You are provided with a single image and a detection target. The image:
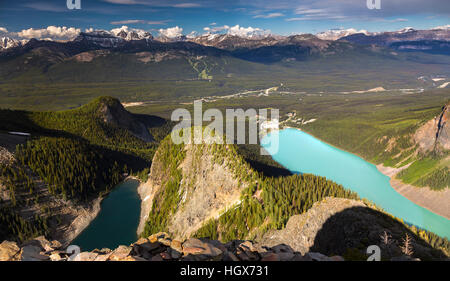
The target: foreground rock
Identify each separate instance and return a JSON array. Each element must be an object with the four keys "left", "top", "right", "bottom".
[
  {"left": 2, "top": 227, "right": 439, "bottom": 261},
  {"left": 0, "top": 233, "right": 346, "bottom": 261}
]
